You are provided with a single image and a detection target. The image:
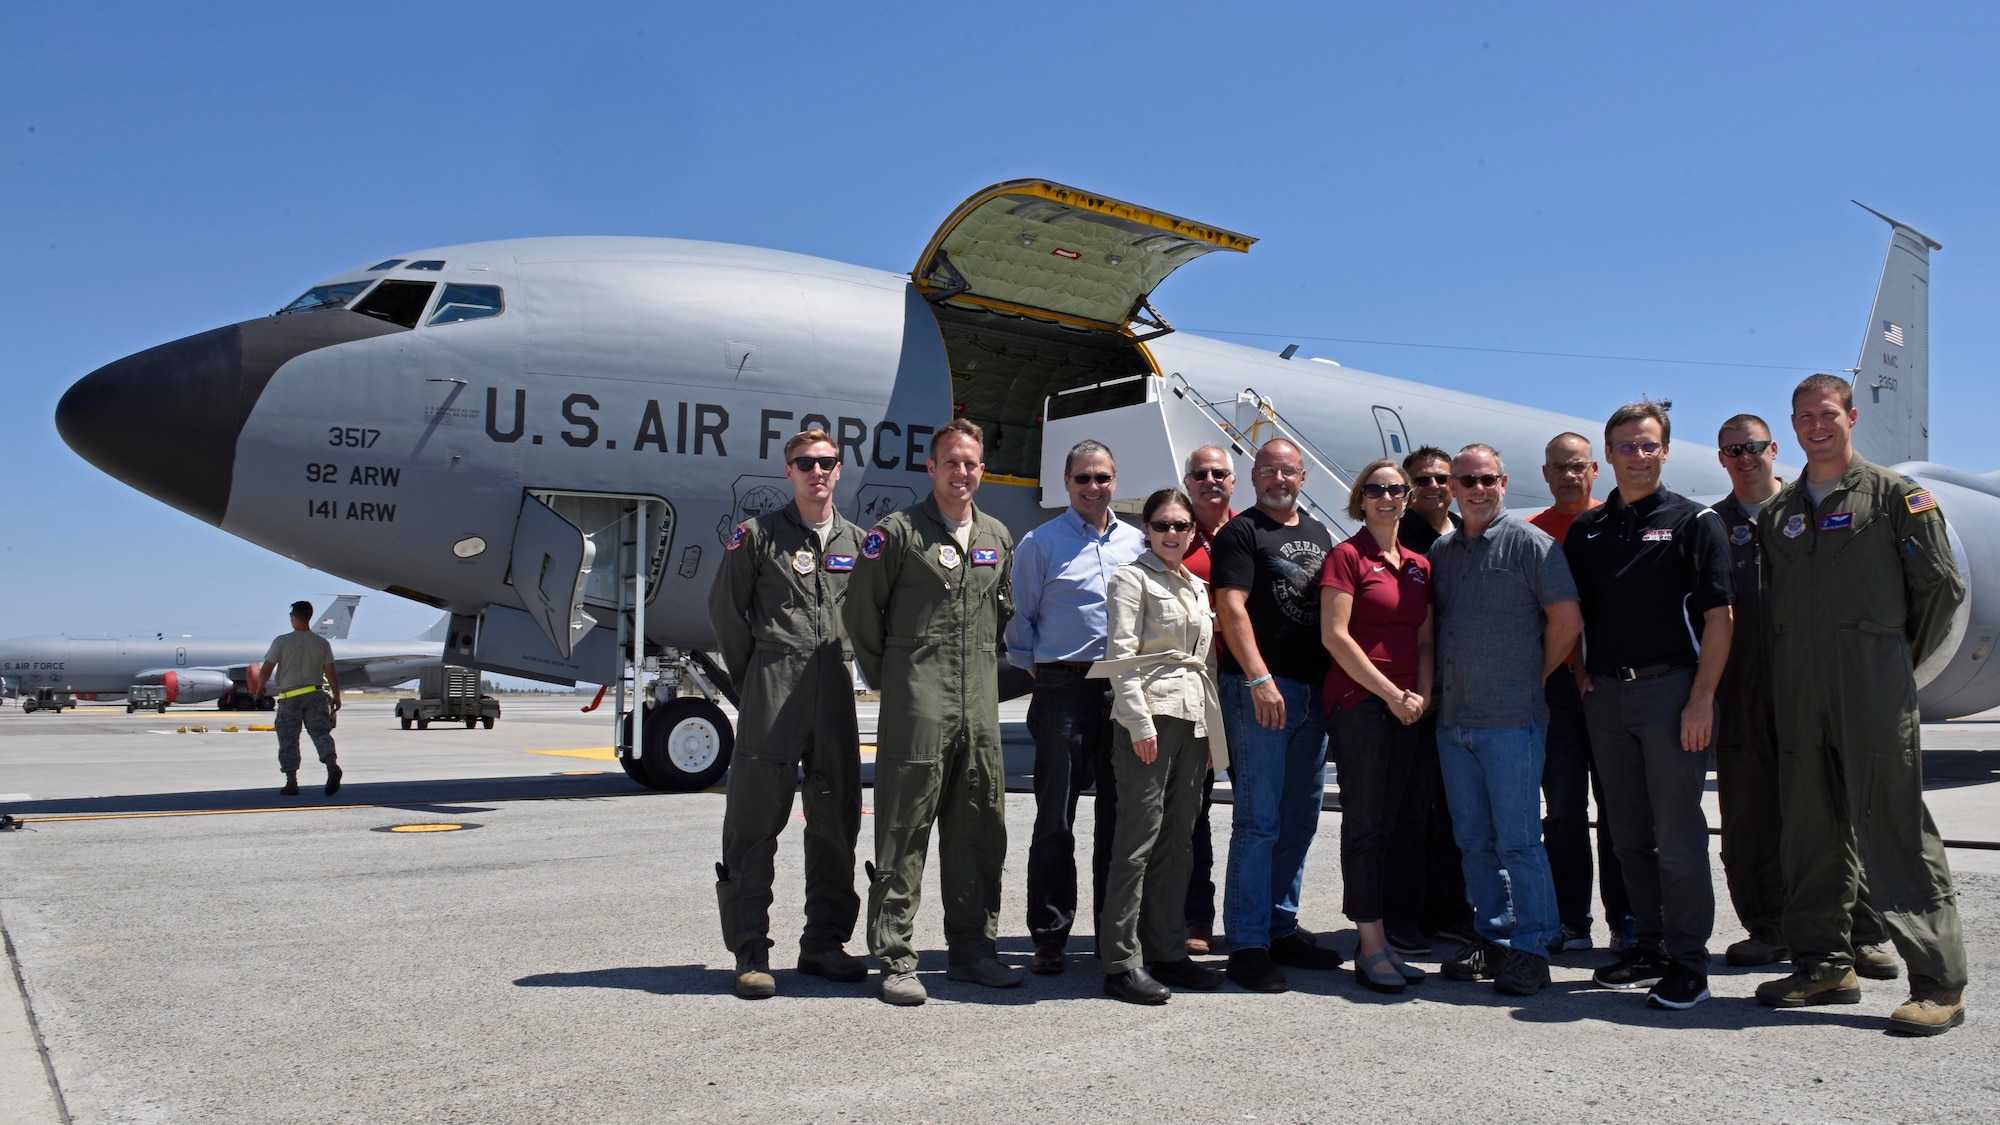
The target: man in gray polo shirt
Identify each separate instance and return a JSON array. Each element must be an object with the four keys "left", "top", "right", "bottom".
[{"left": 1430, "top": 444, "right": 1582, "bottom": 997}]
